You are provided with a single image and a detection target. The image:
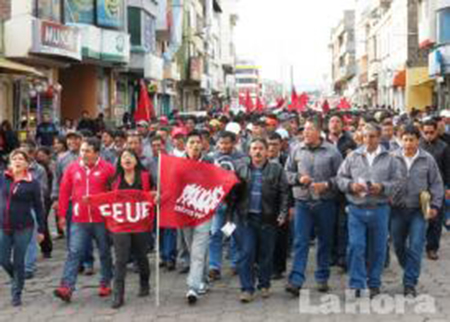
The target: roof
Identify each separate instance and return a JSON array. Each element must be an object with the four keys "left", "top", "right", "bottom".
[{"left": 0, "top": 58, "right": 45, "bottom": 77}]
